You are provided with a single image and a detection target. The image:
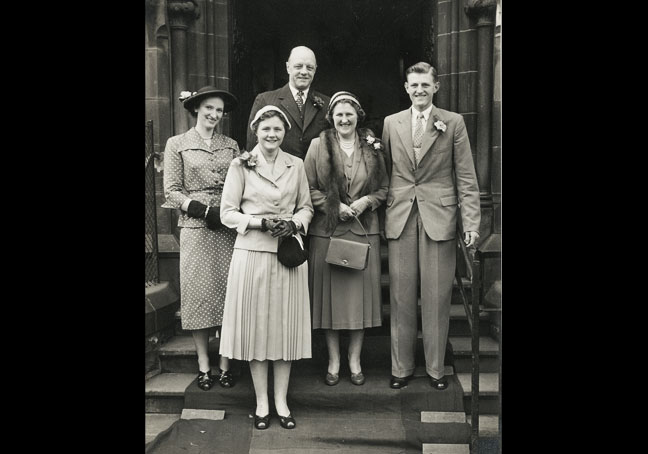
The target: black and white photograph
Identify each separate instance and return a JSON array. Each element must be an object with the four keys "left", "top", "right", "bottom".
[{"left": 145, "top": 1, "right": 502, "bottom": 452}]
